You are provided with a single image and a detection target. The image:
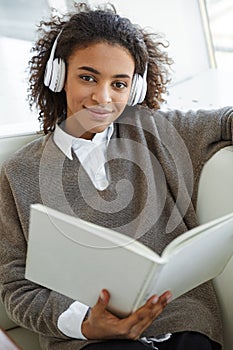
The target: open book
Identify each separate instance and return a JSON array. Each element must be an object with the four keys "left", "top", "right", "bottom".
[{"left": 25, "top": 204, "right": 233, "bottom": 318}]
